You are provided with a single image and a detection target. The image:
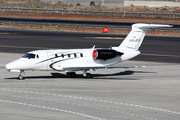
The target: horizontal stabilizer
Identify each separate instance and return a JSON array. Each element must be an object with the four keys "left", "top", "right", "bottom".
[
  {"left": 132, "top": 24, "right": 172, "bottom": 30},
  {"left": 119, "top": 23, "right": 172, "bottom": 51}
]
